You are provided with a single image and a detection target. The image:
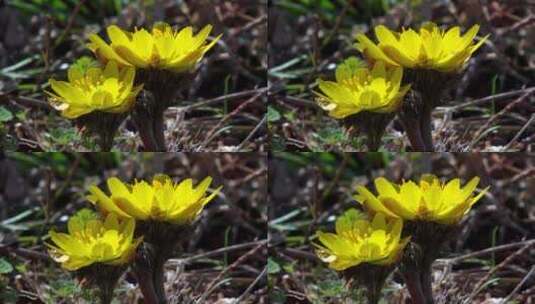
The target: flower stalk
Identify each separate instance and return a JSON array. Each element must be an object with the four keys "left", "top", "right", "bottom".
[
  {"left": 343, "top": 112, "right": 394, "bottom": 151},
  {"left": 139, "top": 222, "right": 183, "bottom": 304},
  {"left": 78, "top": 264, "right": 128, "bottom": 304},
  {"left": 77, "top": 112, "right": 126, "bottom": 151},
  {"left": 344, "top": 264, "right": 393, "bottom": 304},
  {"left": 133, "top": 243, "right": 163, "bottom": 304},
  {"left": 132, "top": 69, "right": 188, "bottom": 151}
]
